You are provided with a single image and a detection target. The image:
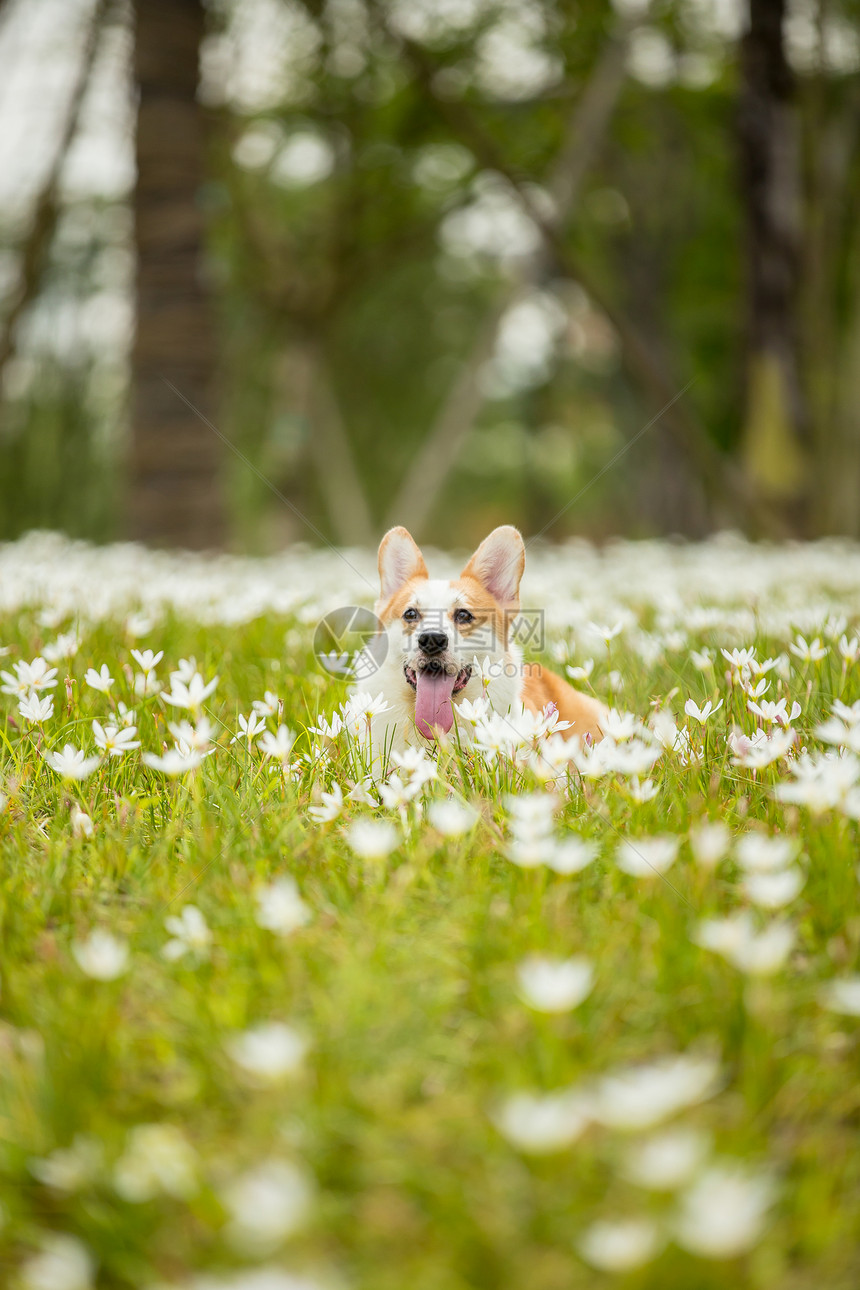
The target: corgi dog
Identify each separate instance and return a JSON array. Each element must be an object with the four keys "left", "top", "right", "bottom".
[{"left": 366, "top": 524, "right": 605, "bottom": 756}]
